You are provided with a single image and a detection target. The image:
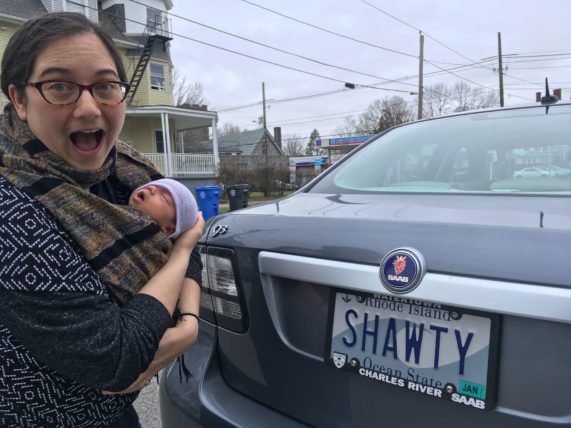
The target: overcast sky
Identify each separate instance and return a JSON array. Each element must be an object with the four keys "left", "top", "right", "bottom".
[{"left": 168, "top": 0, "right": 571, "bottom": 140}]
